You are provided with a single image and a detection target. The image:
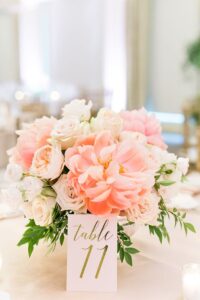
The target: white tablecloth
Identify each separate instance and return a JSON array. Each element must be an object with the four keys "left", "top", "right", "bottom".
[{"left": 0, "top": 210, "right": 200, "bottom": 300}]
